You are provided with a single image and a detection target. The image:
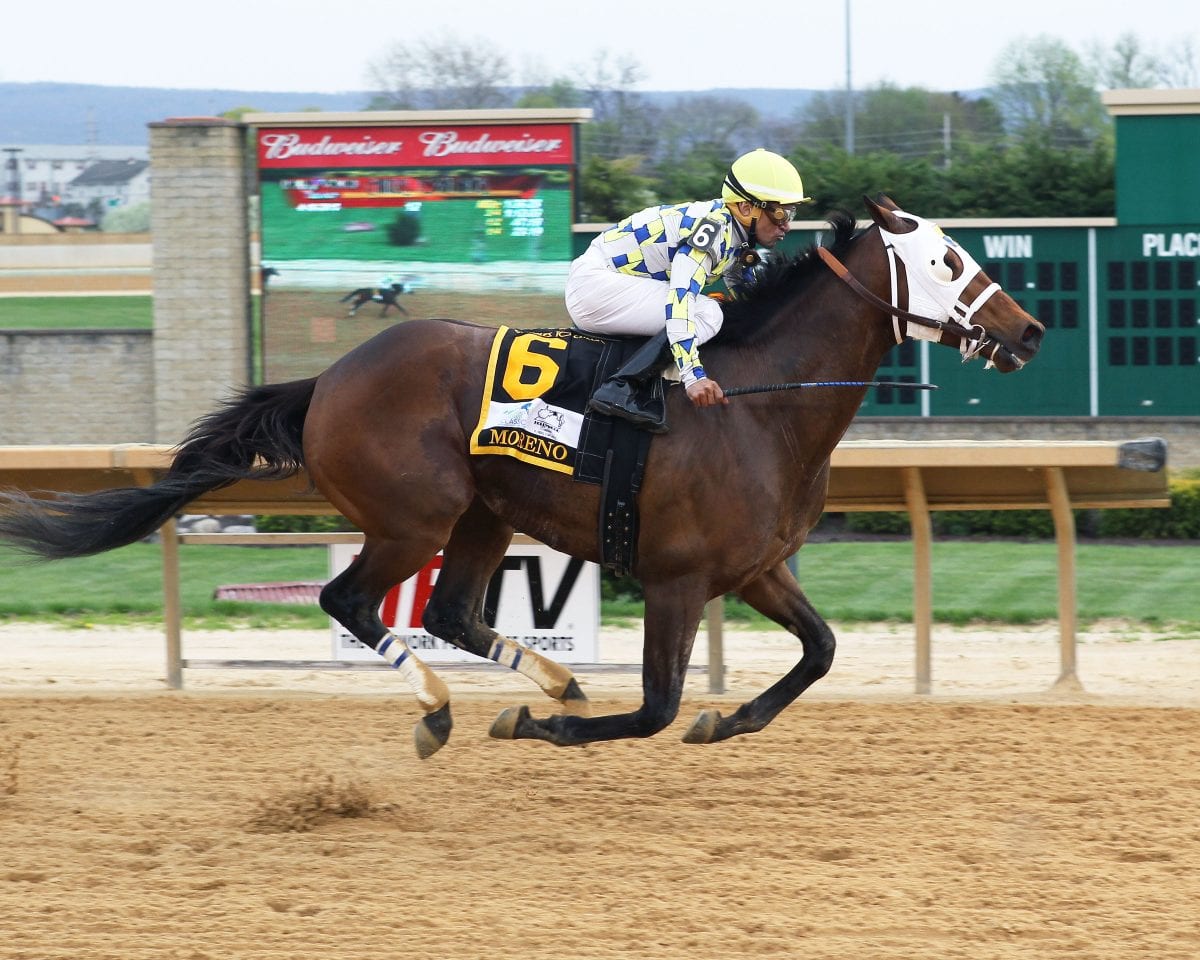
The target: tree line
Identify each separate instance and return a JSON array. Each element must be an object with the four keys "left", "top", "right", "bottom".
[{"left": 361, "top": 31, "right": 1196, "bottom": 223}]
